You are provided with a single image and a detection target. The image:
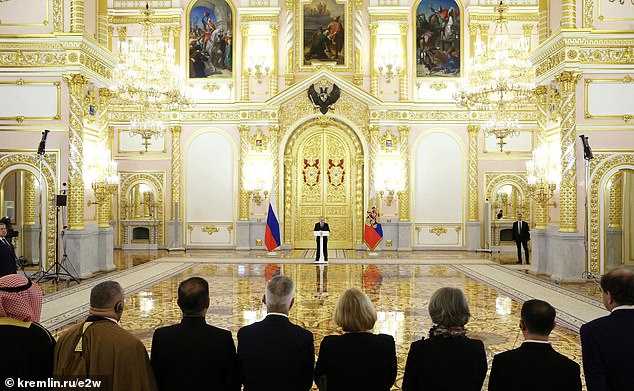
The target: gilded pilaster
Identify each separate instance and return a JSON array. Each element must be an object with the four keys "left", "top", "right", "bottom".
[
  {"left": 63, "top": 73, "right": 89, "bottom": 231},
  {"left": 117, "top": 27, "right": 127, "bottom": 43},
  {"left": 608, "top": 172, "right": 623, "bottom": 228},
  {"left": 23, "top": 172, "right": 36, "bottom": 226},
  {"left": 239, "top": 125, "right": 250, "bottom": 220},
  {"left": 283, "top": 154, "right": 293, "bottom": 243},
  {"left": 171, "top": 26, "right": 181, "bottom": 66},
  {"left": 468, "top": 24, "right": 478, "bottom": 58},
  {"left": 353, "top": 0, "right": 364, "bottom": 86},
  {"left": 98, "top": 0, "right": 108, "bottom": 46},
  {"left": 467, "top": 125, "right": 479, "bottom": 222},
  {"left": 538, "top": 0, "right": 550, "bottom": 42},
  {"left": 479, "top": 25, "right": 489, "bottom": 48},
  {"left": 523, "top": 24, "right": 533, "bottom": 51},
  {"left": 284, "top": 0, "right": 295, "bottom": 85},
  {"left": 356, "top": 156, "right": 364, "bottom": 243},
  {"left": 398, "top": 125, "right": 410, "bottom": 222},
  {"left": 560, "top": 0, "right": 576, "bottom": 29},
  {"left": 269, "top": 125, "right": 280, "bottom": 204},
  {"left": 534, "top": 85, "right": 548, "bottom": 229},
  {"left": 368, "top": 125, "right": 380, "bottom": 186},
  {"left": 96, "top": 183, "right": 111, "bottom": 228},
  {"left": 241, "top": 25, "right": 250, "bottom": 101},
  {"left": 170, "top": 126, "right": 182, "bottom": 220},
  {"left": 370, "top": 25, "right": 379, "bottom": 96},
  {"left": 555, "top": 71, "right": 581, "bottom": 232},
  {"left": 160, "top": 26, "right": 171, "bottom": 43},
  {"left": 53, "top": 0, "right": 63, "bottom": 32},
  {"left": 399, "top": 24, "right": 408, "bottom": 101},
  {"left": 70, "top": 0, "right": 85, "bottom": 33},
  {"left": 270, "top": 24, "right": 279, "bottom": 96},
  {"left": 107, "top": 25, "right": 114, "bottom": 51}
]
